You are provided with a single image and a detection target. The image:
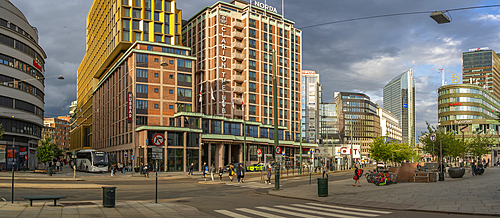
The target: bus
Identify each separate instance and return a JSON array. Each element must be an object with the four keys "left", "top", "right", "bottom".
[{"left": 76, "top": 149, "right": 108, "bottom": 173}]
